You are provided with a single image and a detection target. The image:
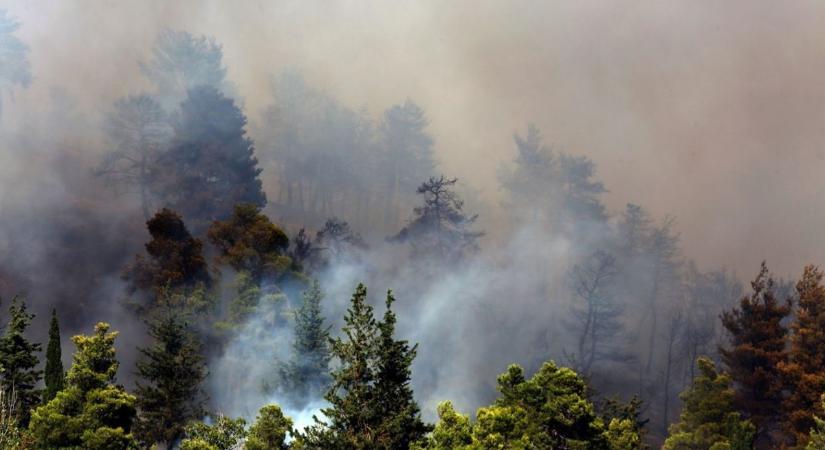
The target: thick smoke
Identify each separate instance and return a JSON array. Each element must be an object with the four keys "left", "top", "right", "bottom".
[{"left": 1, "top": 0, "right": 824, "bottom": 440}]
